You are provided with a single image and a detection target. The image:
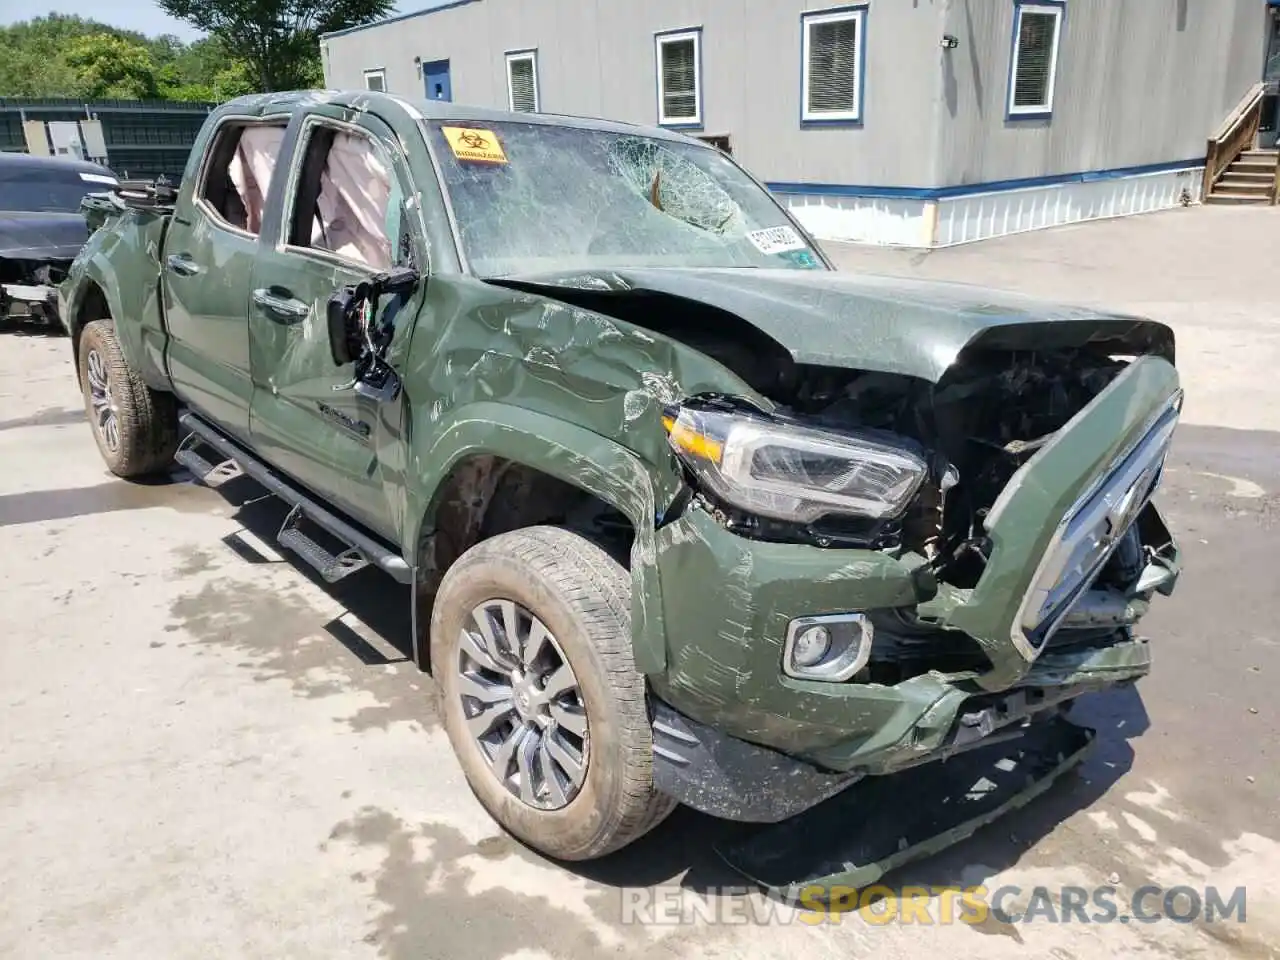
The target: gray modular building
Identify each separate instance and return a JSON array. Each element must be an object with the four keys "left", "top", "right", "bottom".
[{"left": 321, "top": 0, "right": 1273, "bottom": 246}]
